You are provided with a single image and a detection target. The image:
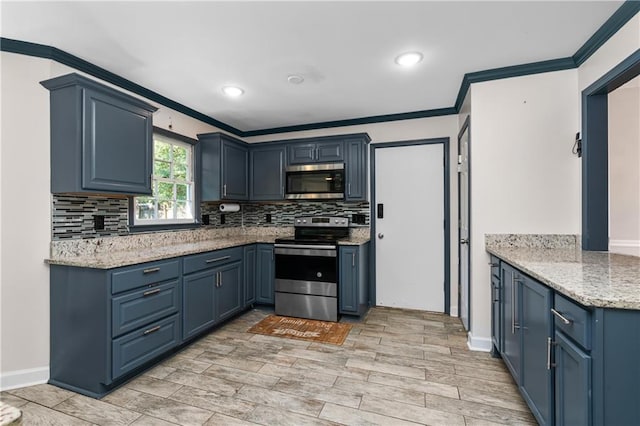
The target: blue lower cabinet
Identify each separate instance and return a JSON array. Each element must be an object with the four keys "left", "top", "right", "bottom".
[
  {"left": 216, "top": 261, "right": 243, "bottom": 321},
  {"left": 255, "top": 244, "right": 275, "bottom": 305},
  {"left": 501, "top": 262, "right": 521, "bottom": 383},
  {"left": 520, "top": 276, "right": 553, "bottom": 426},
  {"left": 554, "top": 330, "right": 591, "bottom": 426},
  {"left": 112, "top": 314, "right": 180, "bottom": 379},
  {"left": 338, "top": 243, "right": 369, "bottom": 316},
  {"left": 182, "top": 269, "right": 217, "bottom": 340},
  {"left": 492, "top": 258, "right": 640, "bottom": 426},
  {"left": 244, "top": 245, "right": 257, "bottom": 305}
]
